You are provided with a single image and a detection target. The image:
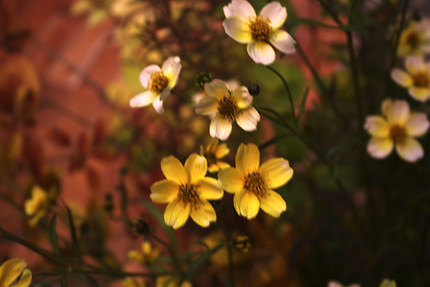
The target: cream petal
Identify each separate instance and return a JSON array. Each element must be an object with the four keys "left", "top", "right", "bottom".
[
  {"left": 363, "top": 116, "right": 390, "bottom": 137},
  {"left": 184, "top": 153, "right": 208, "bottom": 182},
  {"left": 164, "top": 200, "right": 190, "bottom": 229},
  {"left": 259, "top": 158, "right": 293, "bottom": 189},
  {"left": 236, "top": 107, "right": 260, "bottom": 131},
  {"left": 195, "top": 97, "right": 219, "bottom": 115},
  {"left": 391, "top": 68, "right": 413, "bottom": 87},
  {"left": 164, "top": 58, "right": 181, "bottom": 89},
  {"left": 210, "top": 115, "right": 233, "bottom": 141},
  {"left": 247, "top": 41, "right": 276, "bottom": 65},
  {"left": 0, "top": 258, "right": 27, "bottom": 287},
  {"left": 190, "top": 199, "right": 216, "bottom": 227},
  {"left": 381, "top": 98, "right": 393, "bottom": 118},
  {"left": 196, "top": 178, "right": 223, "bottom": 200},
  {"left": 405, "top": 55, "right": 426, "bottom": 74},
  {"left": 161, "top": 56, "right": 180, "bottom": 74},
  {"left": 367, "top": 137, "right": 394, "bottom": 159},
  {"left": 270, "top": 30, "right": 296, "bottom": 54},
  {"left": 12, "top": 269, "right": 32, "bottom": 287},
  {"left": 234, "top": 190, "right": 260, "bottom": 219},
  {"left": 260, "top": 190, "right": 286, "bottom": 218},
  {"left": 152, "top": 96, "right": 164, "bottom": 114},
  {"left": 231, "top": 86, "right": 253, "bottom": 108},
  {"left": 408, "top": 87, "right": 430, "bottom": 102},
  {"left": 259, "top": 2, "right": 287, "bottom": 29},
  {"left": 223, "top": 18, "right": 253, "bottom": 44},
  {"left": 327, "top": 282, "right": 345, "bottom": 287},
  {"left": 130, "top": 91, "right": 157, "bottom": 108},
  {"left": 223, "top": 0, "right": 256, "bottom": 22},
  {"left": 150, "top": 179, "right": 179, "bottom": 203},
  {"left": 159, "top": 86, "right": 171, "bottom": 101},
  {"left": 161, "top": 155, "right": 189, "bottom": 183},
  {"left": 139, "top": 65, "right": 161, "bottom": 89},
  {"left": 204, "top": 79, "right": 229, "bottom": 99},
  {"left": 215, "top": 143, "right": 230, "bottom": 158},
  {"left": 236, "top": 143, "right": 260, "bottom": 174},
  {"left": 218, "top": 167, "right": 244, "bottom": 194},
  {"left": 405, "top": 112, "right": 430, "bottom": 137},
  {"left": 383, "top": 99, "right": 410, "bottom": 125},
  {"left": 396, "top": 137, "right": 424, "bottom": 162}
]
